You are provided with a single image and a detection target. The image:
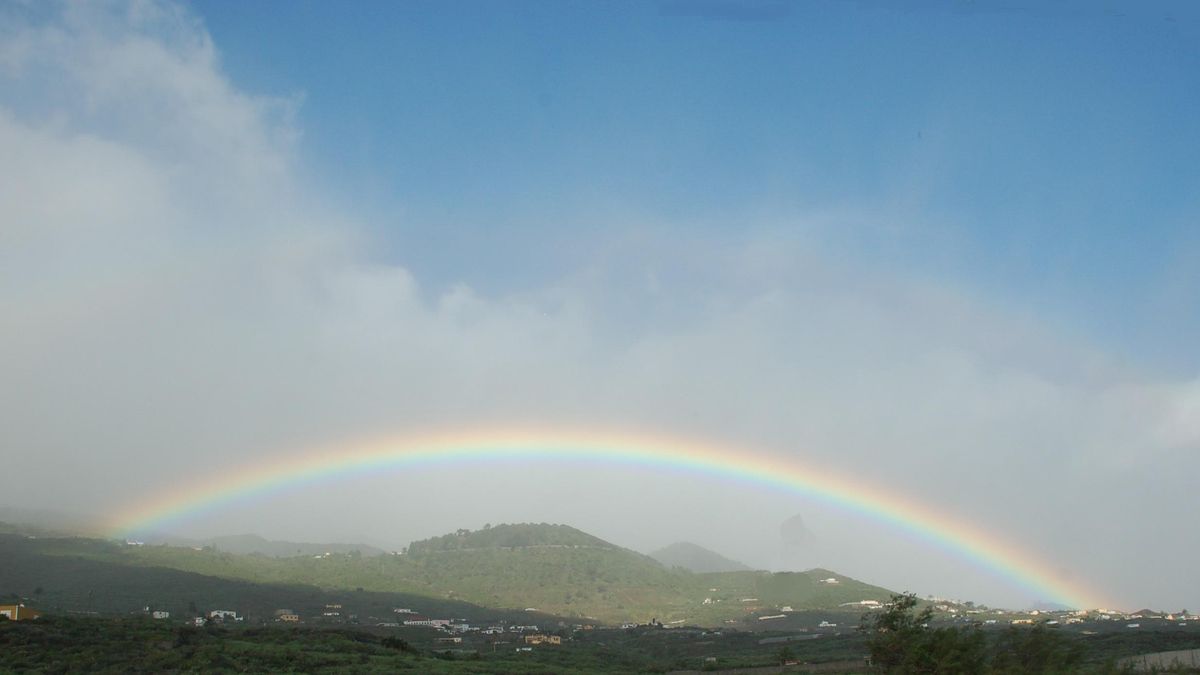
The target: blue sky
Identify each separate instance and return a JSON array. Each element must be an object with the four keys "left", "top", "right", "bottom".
[{"left": 189, "top": 0, "right": 1200, "bottom": 371}]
